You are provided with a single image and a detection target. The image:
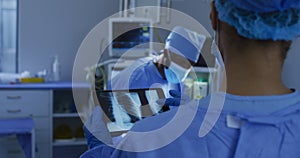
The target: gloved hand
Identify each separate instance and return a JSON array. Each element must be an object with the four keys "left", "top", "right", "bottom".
[
  {"left": 83, "top": 106, "right": 112, "bottom": 149},
  {"left": 156, "top": 90, "right": 191, "bottom": 107}
]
